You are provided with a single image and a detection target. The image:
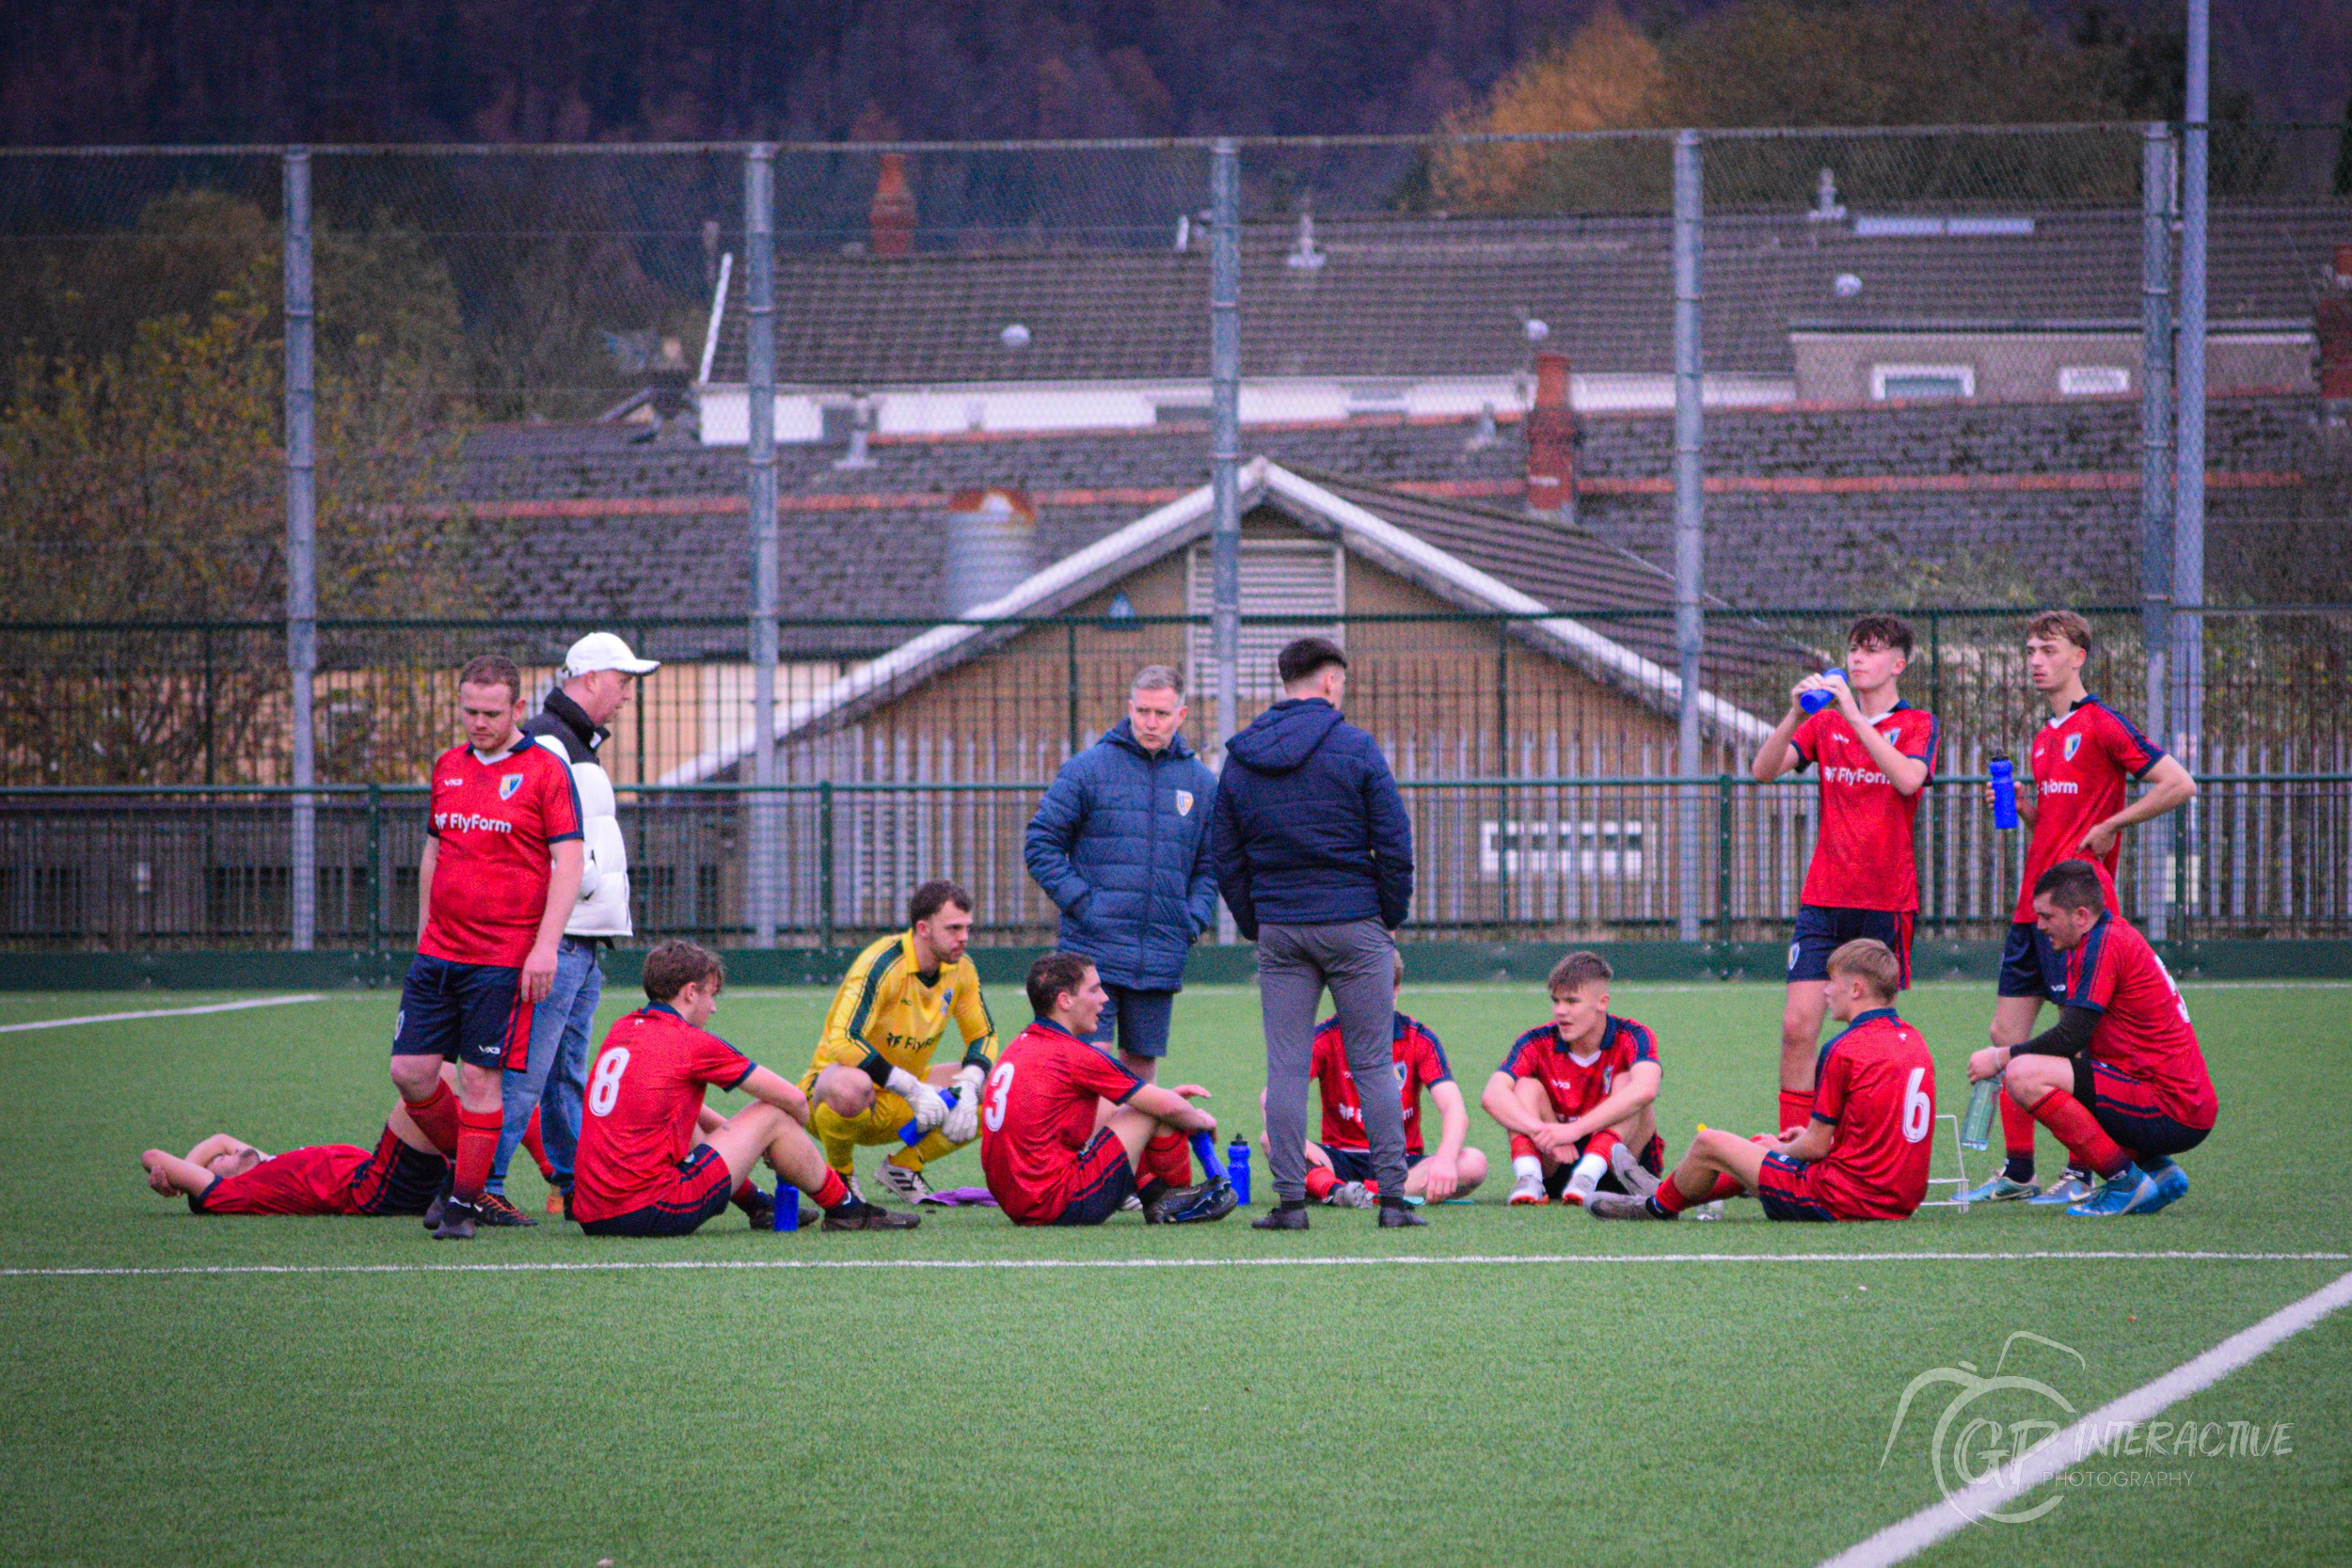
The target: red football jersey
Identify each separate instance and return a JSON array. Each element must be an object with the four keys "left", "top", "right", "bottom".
[
  {"left": 2058, "top": 913, "right": 2217, "bottom": 1129},
  {"left": 1311, "top": 1011, "right": 1454, "bottom": 1158},
  {"left": 1805, "top": 1008, "right": 1937, "bottom": 1220},
  {"left": 978, "top": 1020, "right": 1143, "bottom": 1223},
  {"left": 1498, "top": 1016, "right": 1660, "bottom": 1122},
  {"left": 572, "top": 1005, "right": 756, "bottom": 1224},
  {"left": 194, "top": 1143, "right": 371, "bottom": 1216},
  {"left": 420, "top": 738, "right": 584, "bottom": 968},
  {"left": 2015, "top": 697, "right": 2164, "bottom": 923},
  {"left": 1790, "top": 702, "right": 1940, "bottom": 911}
]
